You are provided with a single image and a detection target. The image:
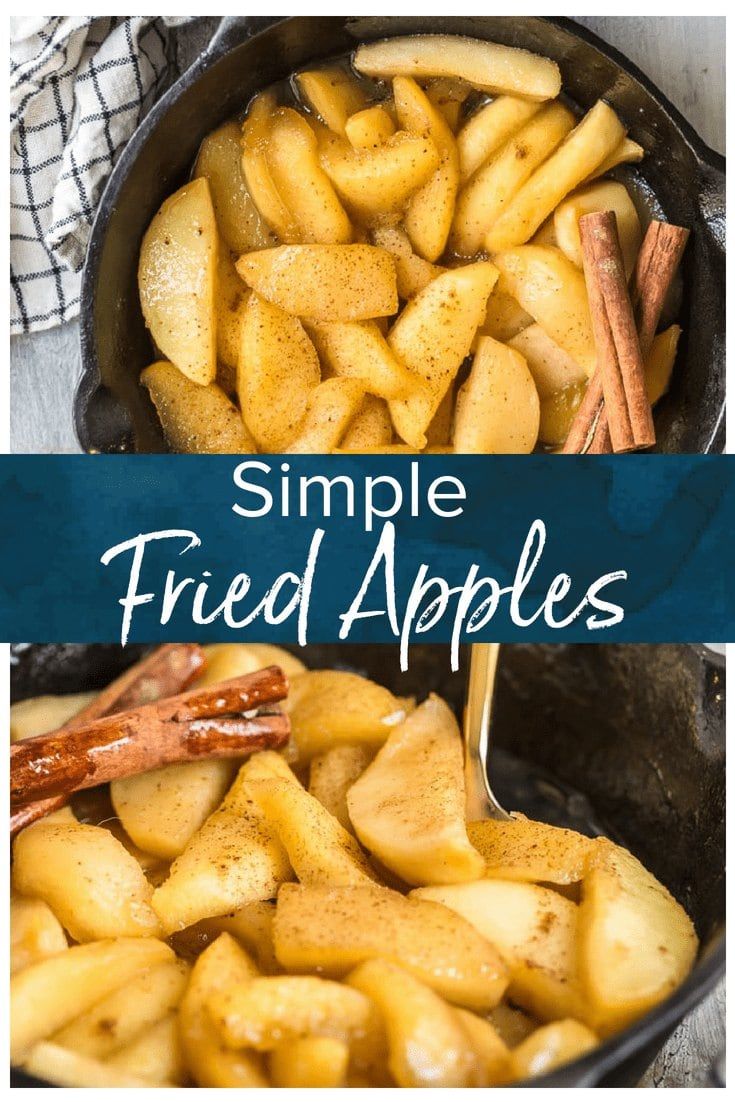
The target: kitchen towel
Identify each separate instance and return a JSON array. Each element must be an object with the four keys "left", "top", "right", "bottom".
[{"left": 10, "top": 16, "right": 192, "bottom": 335}]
